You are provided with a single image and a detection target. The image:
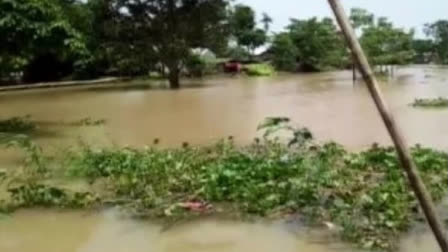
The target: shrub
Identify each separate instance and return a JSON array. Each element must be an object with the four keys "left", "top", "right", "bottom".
[
  {"left": 244, "top": 63, "right": 275, "bottom": 76},
  {"left": 412, "top": 97, "right": 448, "bottom": 108}
]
